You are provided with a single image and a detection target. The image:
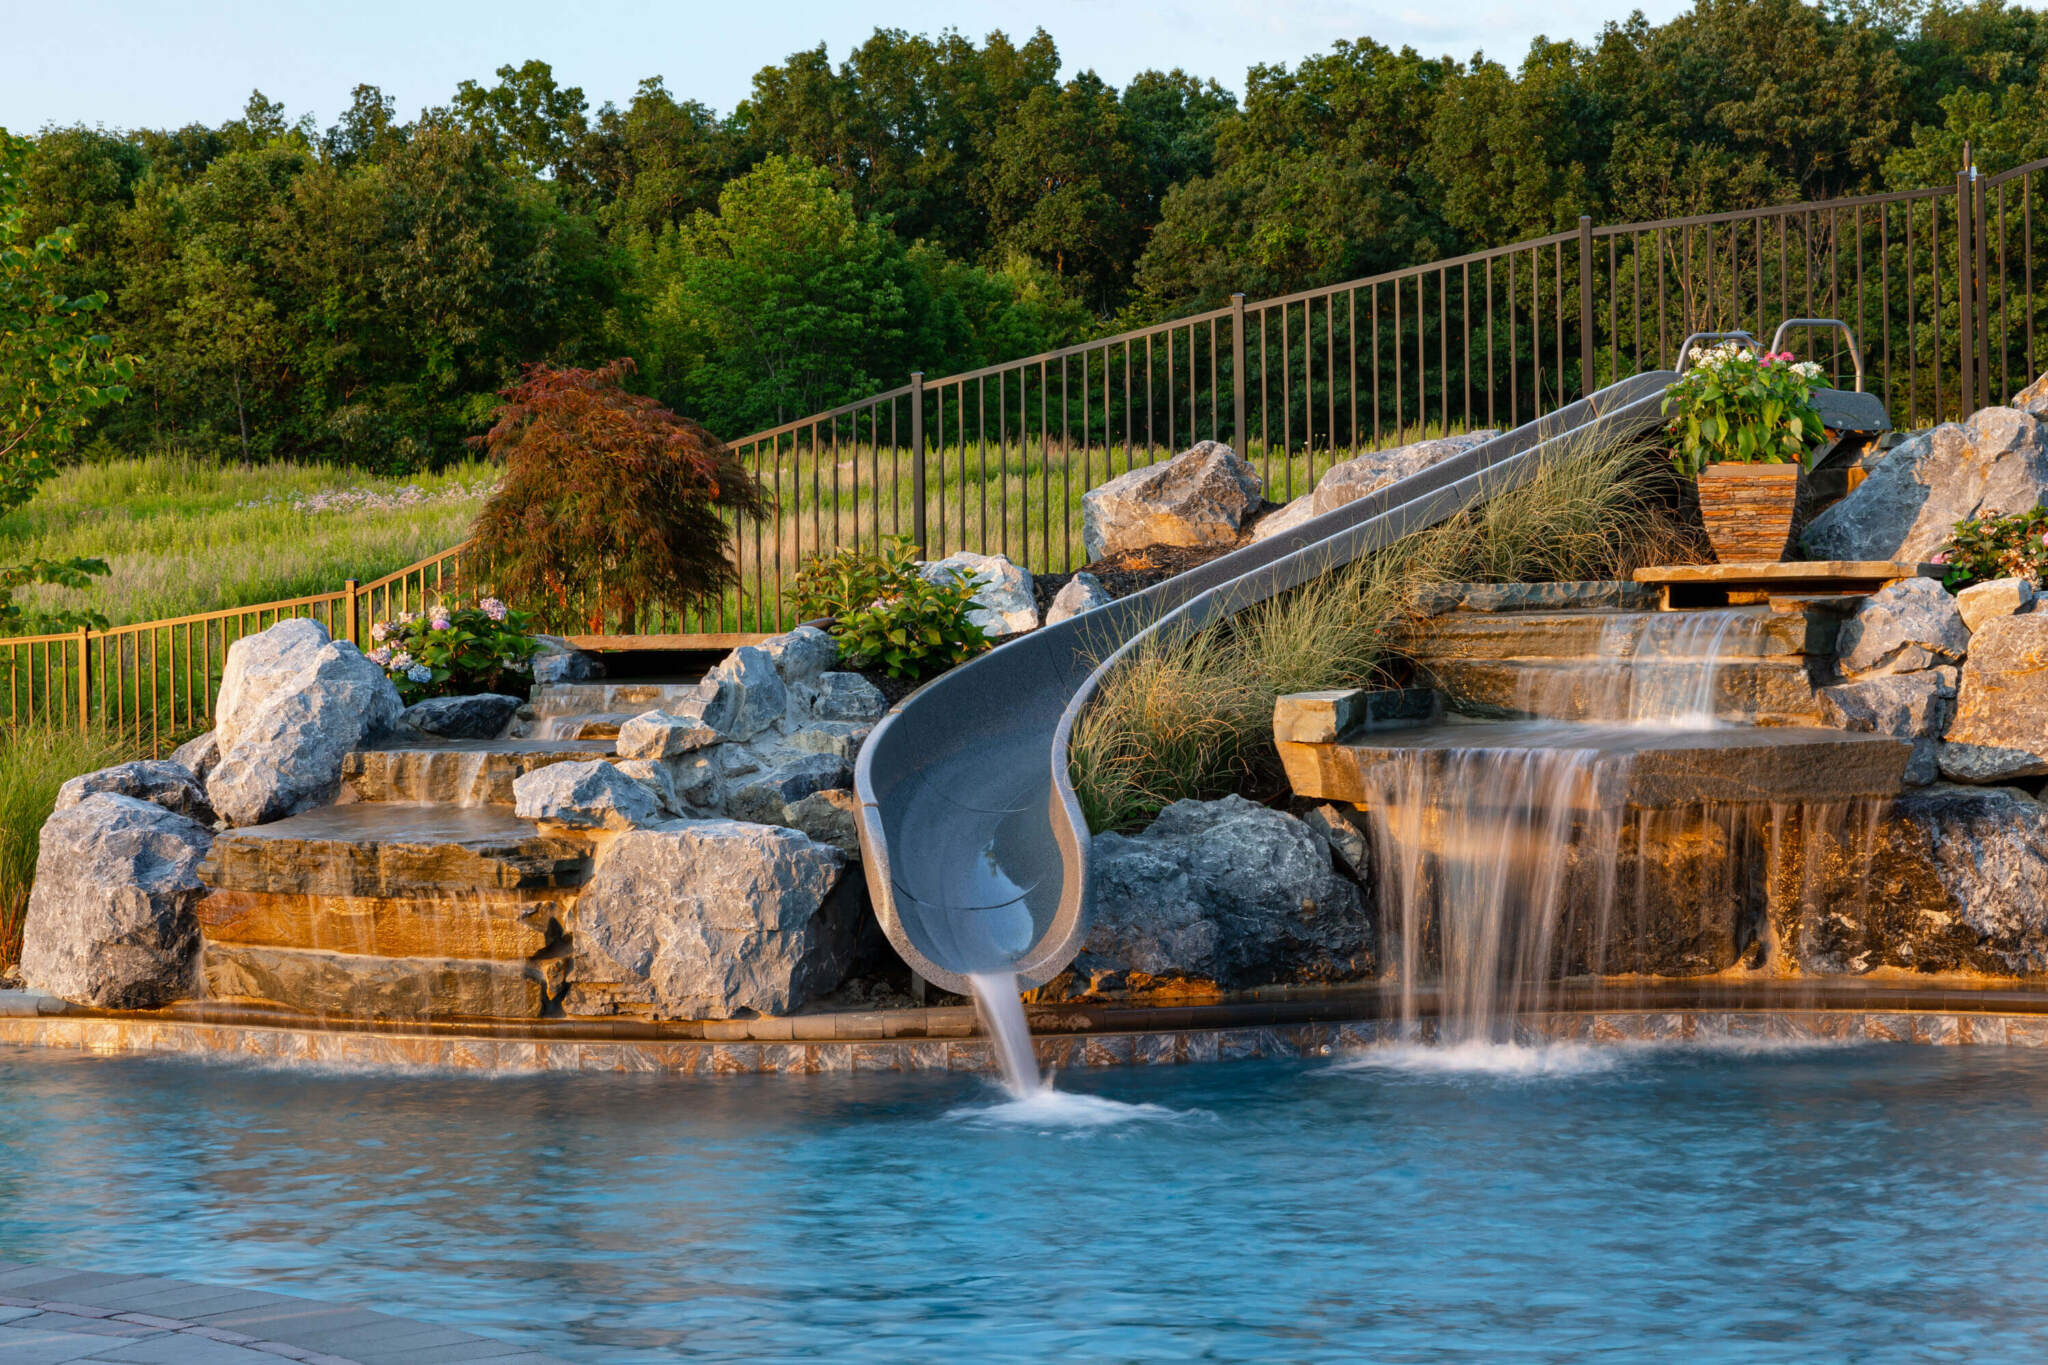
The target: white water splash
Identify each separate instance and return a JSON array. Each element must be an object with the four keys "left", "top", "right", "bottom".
[
  {"left": 1337, "top": 1040, "right": 1623, "bottom": 1079},
  {"left": 965, "top": 971, "right": 1043, "bottom": 1098},
  {"left": 945, "top": 1087, "right": 1191, "bottom": 1130}
]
